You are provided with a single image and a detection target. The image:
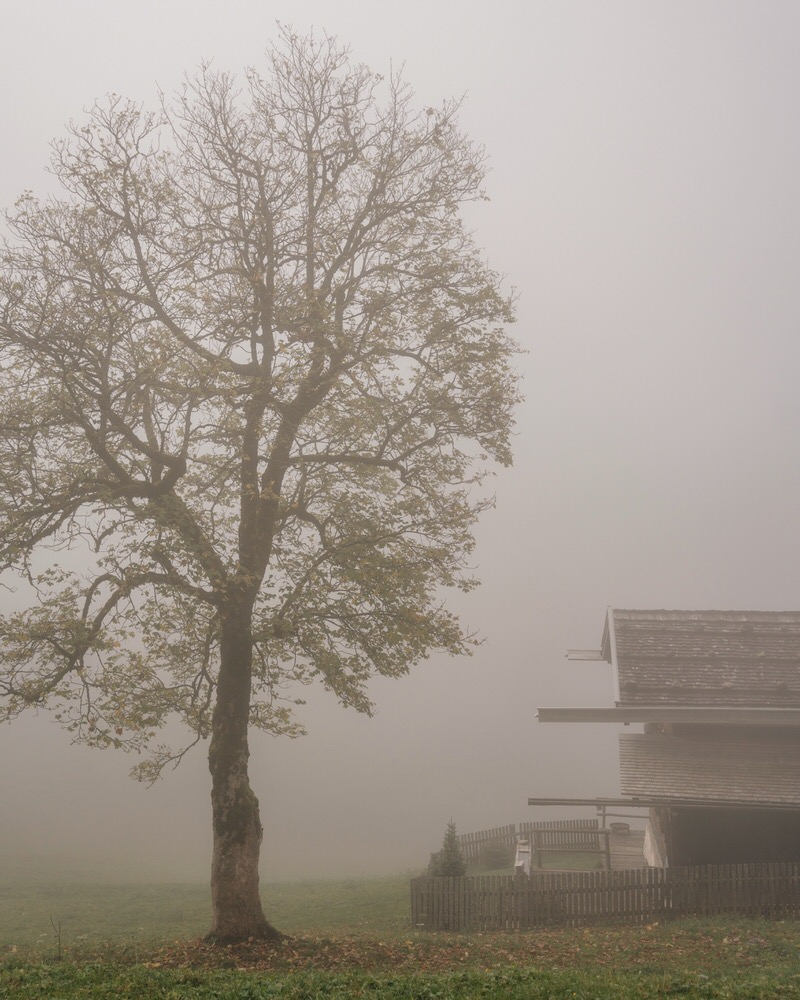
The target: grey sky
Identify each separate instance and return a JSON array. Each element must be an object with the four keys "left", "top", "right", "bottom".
[{"left": 2, "top": 1, "right": 799, "bottom": 881}]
